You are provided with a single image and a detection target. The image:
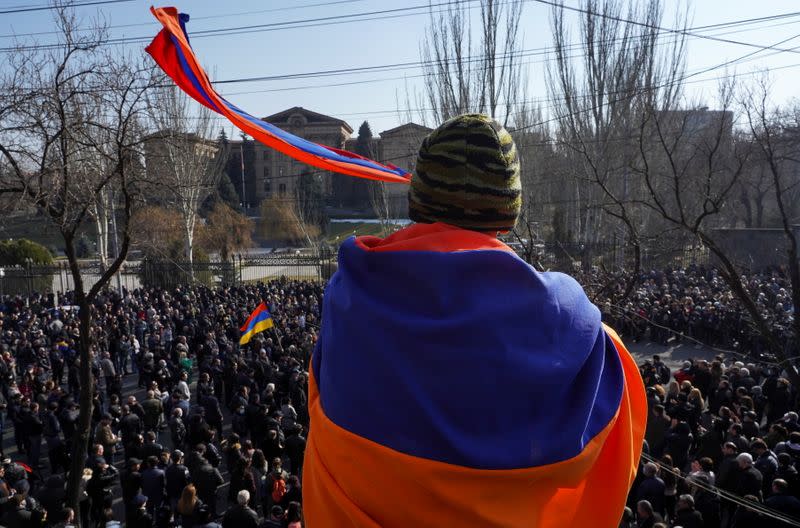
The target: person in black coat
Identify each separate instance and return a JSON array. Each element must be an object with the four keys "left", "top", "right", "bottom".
[
  {"left": 691, "top": 476, "right": 720, "bottom": 528},
  {"left": 188, "top": 412, "right": 212, "bottom": 447},
  {"left": 736, "top": 453, "right": 764, "bottom": 500},
  {"left": 664, "top": 420, "right": 693, "bottom": 471},
  {"left": 33, "top": 475, "right": 66, "bottom": 523},
  {"left": 193, "top": 462, "right": 223, "bottom": 517},
  {"left": 673, "top": 494, "right": 704, "bottom": 528},
  {"left": 87, "top": 460, "right": 118, "bottom": 526},
  {"left": 730, "top": 495, "right": 763, "bottom": 528},
  {"left": 21, "top": 403, "right": 43, "bottom": 470},
  {"left": 635, "top": 500, "right": 663, "bottom": 528},
  {"left": 717, "top": 443, "right": 740, "bottom": 491},
  {"left": 119, "top": 405, "right": 142, "bottom": 453},
  {"left": 1, "top": 494, "right": 43, "bottom": 528},
  {"left": 165, "top": 450, "right": 190, "bottom": 510},
  {"left": 285, "top": 425, "right": 306, "bottom": 476},
  {"left": 169, "top": 409, "right": 186, "bottom": 450},
  {"left": 635, "top": 463, "right": 665, "bottom": 517},
  {"left": 142, "top": 432, "right": 164, "bottom": 461},
  {"left": 222, "top": 490, "right": 258, "bottom": 528},
  {"left": 201, "top": 395, "right": 224, "bottom": 437},
  {"left": 765, "top": 479, "right": 800, "bottom": 527},
  {"left": 128, "top": 495, "right": 153, "bottom": 528},
  {"left": 140, "top": 456, "right": 166, "bottom": 516},
  {"left": 42, "top": 402, "right": 67, "bottom": 475},
  {"left": 120, "top": 458, "right": 143, "bottom": 521},
  {"left": 58, "top": 401, "right": 79, "bottom": 445}
]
